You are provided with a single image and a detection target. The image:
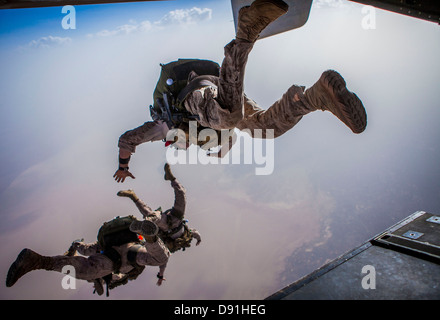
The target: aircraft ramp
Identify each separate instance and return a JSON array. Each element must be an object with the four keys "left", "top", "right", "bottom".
[{"left": 266, "top": 211, "right": 440, "bottom": 300}]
